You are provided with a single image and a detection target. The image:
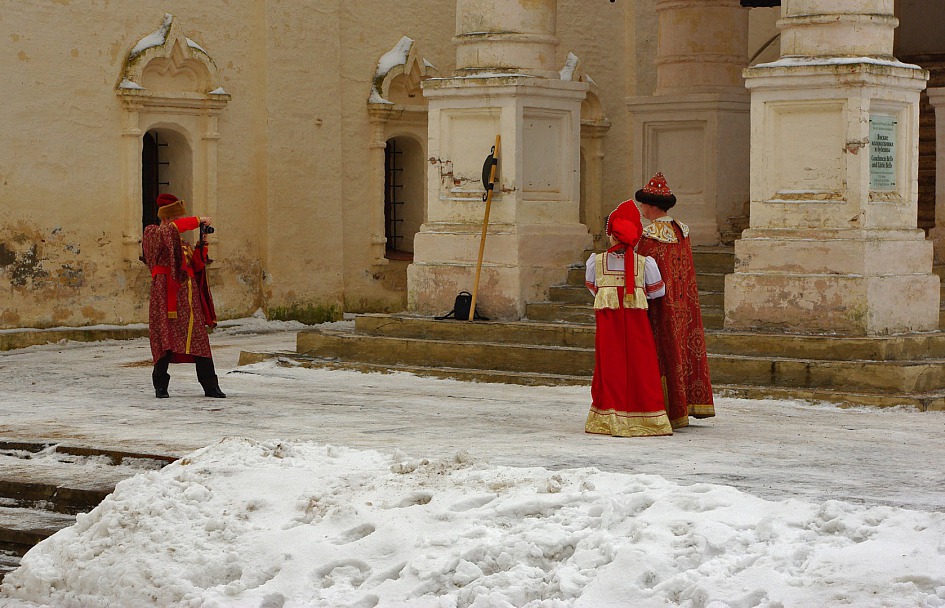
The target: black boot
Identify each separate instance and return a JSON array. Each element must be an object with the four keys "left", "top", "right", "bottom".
[
  {"left": 153, "top": 354, "right": 171, "bottom": 398},
  {"left": 196, "top": 357, "right": 226, "bottom": 398},
  {"left": 203, "top": 377, "right": 226, "bottom": 399},
  {"left": 153, "top": 372, "right": 170, "bottom": 399}
]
